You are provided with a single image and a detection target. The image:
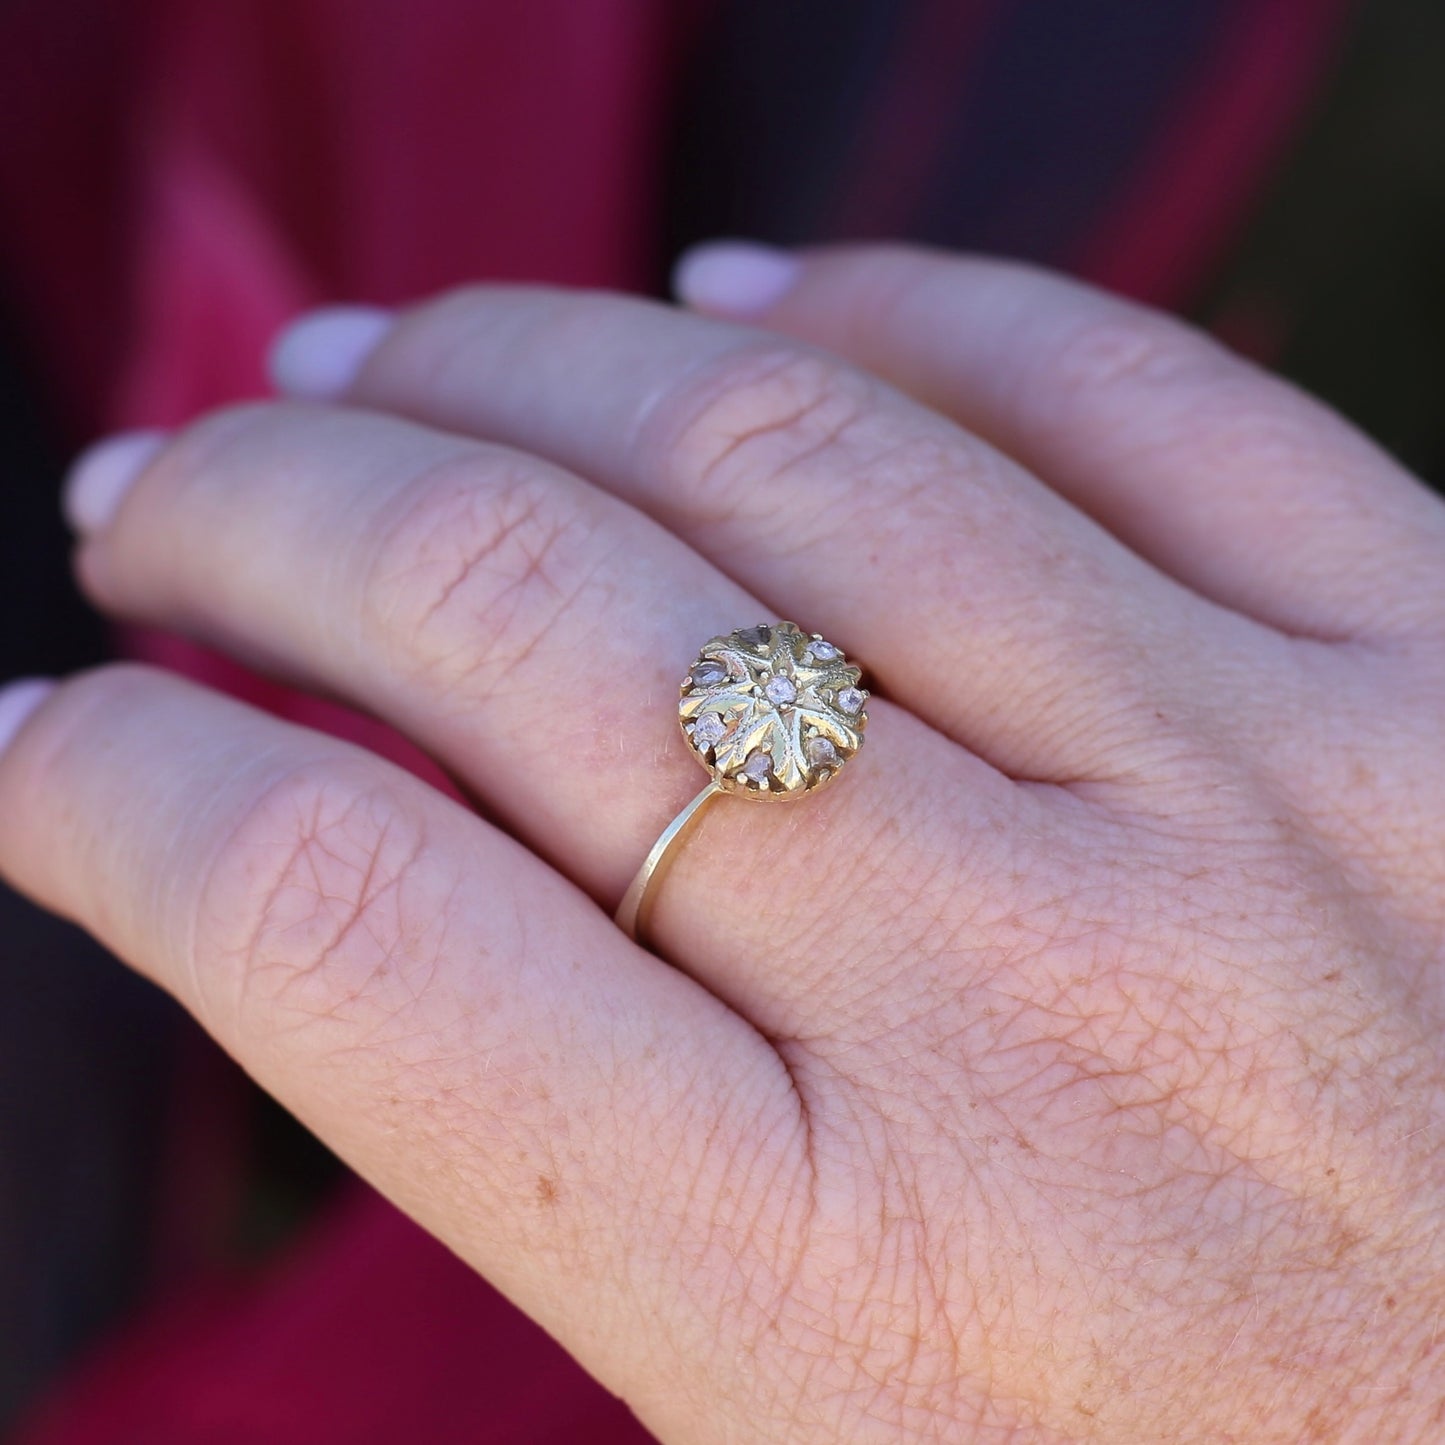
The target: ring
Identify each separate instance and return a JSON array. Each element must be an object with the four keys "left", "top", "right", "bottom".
[{"left": 614, "top": 621, "right": 869, "bottom": 946}]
